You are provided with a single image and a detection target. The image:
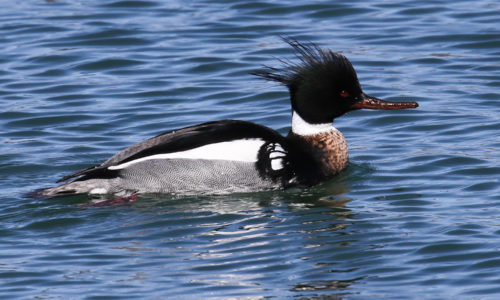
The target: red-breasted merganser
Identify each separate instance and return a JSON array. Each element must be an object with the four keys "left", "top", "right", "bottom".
[{"left": 37, "top": 39, "right": 418, "bottom": 198}]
